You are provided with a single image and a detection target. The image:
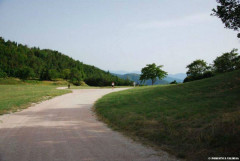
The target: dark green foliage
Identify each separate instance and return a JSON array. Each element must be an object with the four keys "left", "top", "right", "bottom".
[
  {"left": 70, "top": 68, "right": 85, "bottom": 86},
  {"left": 49, "top": 69, "right": 59, "bottom": 80},
  {"left": 184, "top": 49, "right": 240, "bottom": 83},
  {"left": 17, "top": 66, "right": 35, "bottom": 80},
  {"left": 170, "top": 80, "right": 177, "bottom": 84},
  {"left": 212, "top": 0, "right": 240, "bottom": 38},
  {"left": 184, "top": 60, "right": 213, "bottom": 83},
  {"left": 140, "top": 63, "right": 167, "bottom": 85},
  {"left": 186, "top": 59, "right": 209, "bottom": 76},
  {"left": 0, "top": 69, "right": 7, "bottom": 78},
  {"left": 184, "top": 71, "right": 214, "bottom": 83},
  {"left": 213, "top": 49, "right": 240, "bottom": 73},
  {"left": 40, "top": 68, "right": 51, "bottom": 80},
  {"left": 62, "top": 69, "right": 71, "bottom": 80},
  {"left": 0, "top": 37, "right": 131, "bottom": 86}
]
